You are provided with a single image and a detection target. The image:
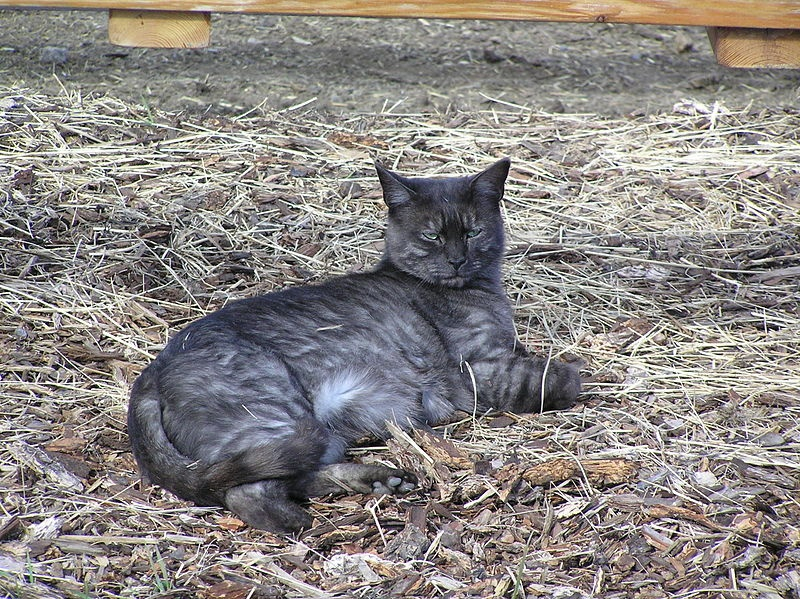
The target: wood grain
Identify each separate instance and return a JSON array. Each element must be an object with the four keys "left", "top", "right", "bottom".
[
  {"left": 2, "top": 0, "right": 800, "bottom": 29},
  {"left": 708, "top": 27, "right": 800, "bottom": 67},
  {"left": 108, "top": 9, "right": 211, "bottom": 47}
]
